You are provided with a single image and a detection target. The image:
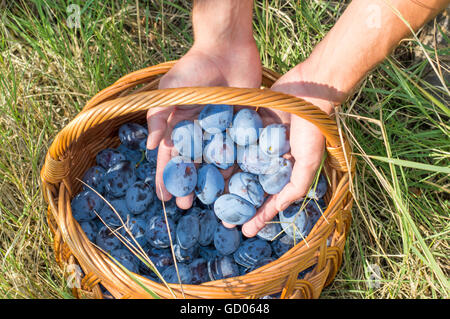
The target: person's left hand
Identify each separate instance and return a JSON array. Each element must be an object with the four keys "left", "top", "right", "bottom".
[{"left": 240, "top": 62, "right": 344, "bottom": 238}]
